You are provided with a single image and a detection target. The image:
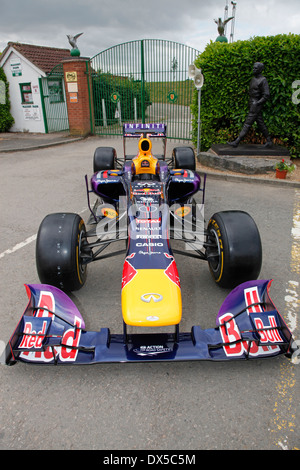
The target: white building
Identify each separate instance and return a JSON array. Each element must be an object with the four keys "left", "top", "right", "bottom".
[{"left": 0, "top": 42, "right": 71, "bottom": 133}]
